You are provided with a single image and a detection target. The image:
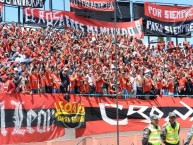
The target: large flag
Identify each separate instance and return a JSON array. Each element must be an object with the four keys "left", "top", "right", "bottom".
[
  {"left": 144, "top": 2, "right": 193, "bottom": 36},
  {"left": 71, "top": 95, "right": 193, "bottom": 138},
  {"left": 24, "top": 8, "right": 144, "bottom": 38},
  {"left": 0, "top": 0, "right": 46, "bottom": 8},
  {"left": 70, "top": 0, "right": 114, "bottom": 11},
  {"left": 0, "top": 93, "right": 65, "bottom": 144}
]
